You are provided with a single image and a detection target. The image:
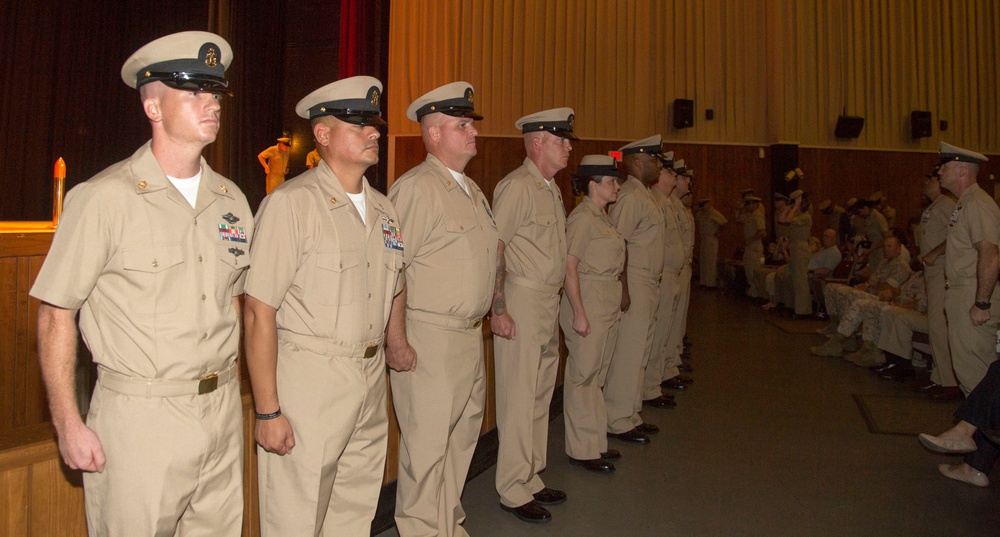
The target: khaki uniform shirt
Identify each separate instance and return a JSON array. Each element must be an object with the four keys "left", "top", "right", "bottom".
[
  {"left": 609, "top": 176, "right": 664, "bottom": 280},
  {"left": 305, "top": 149, "right": 321, "bottom": 169},
  {"left": 697, "top": 208, "right": 727, "bottom": 240},
  {"left": 653, "top": 189, "right": 686, "bottom": 273},
  {"left": 945, "top": 183, "right": 1000, "bottom": 286},
  {"left": 566, "top": 196, "right": 625, "bottom": 277},
  {"left": 673, "top": 195, "right": 696, "bottom": 265},
  {"left": 245, "top": 161, "right": 402, "bottom": 346},
  {"left": 388, "top": 154, "right": 498, "bottom": 320},
  {"left": 30, "top": 142, "right": 252, "bottom": 380},
  {"left": 259, "top": 144, "right": 290, "bottom": 180},
  {"left": 919, "top": 195, "right": 956, "bottom": 256},
  {"left": 493, "top": 158, "right": 568, "bottom": 286},
  {"left": 865, "top": 209, "right": 889, "bottom": 243}
]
